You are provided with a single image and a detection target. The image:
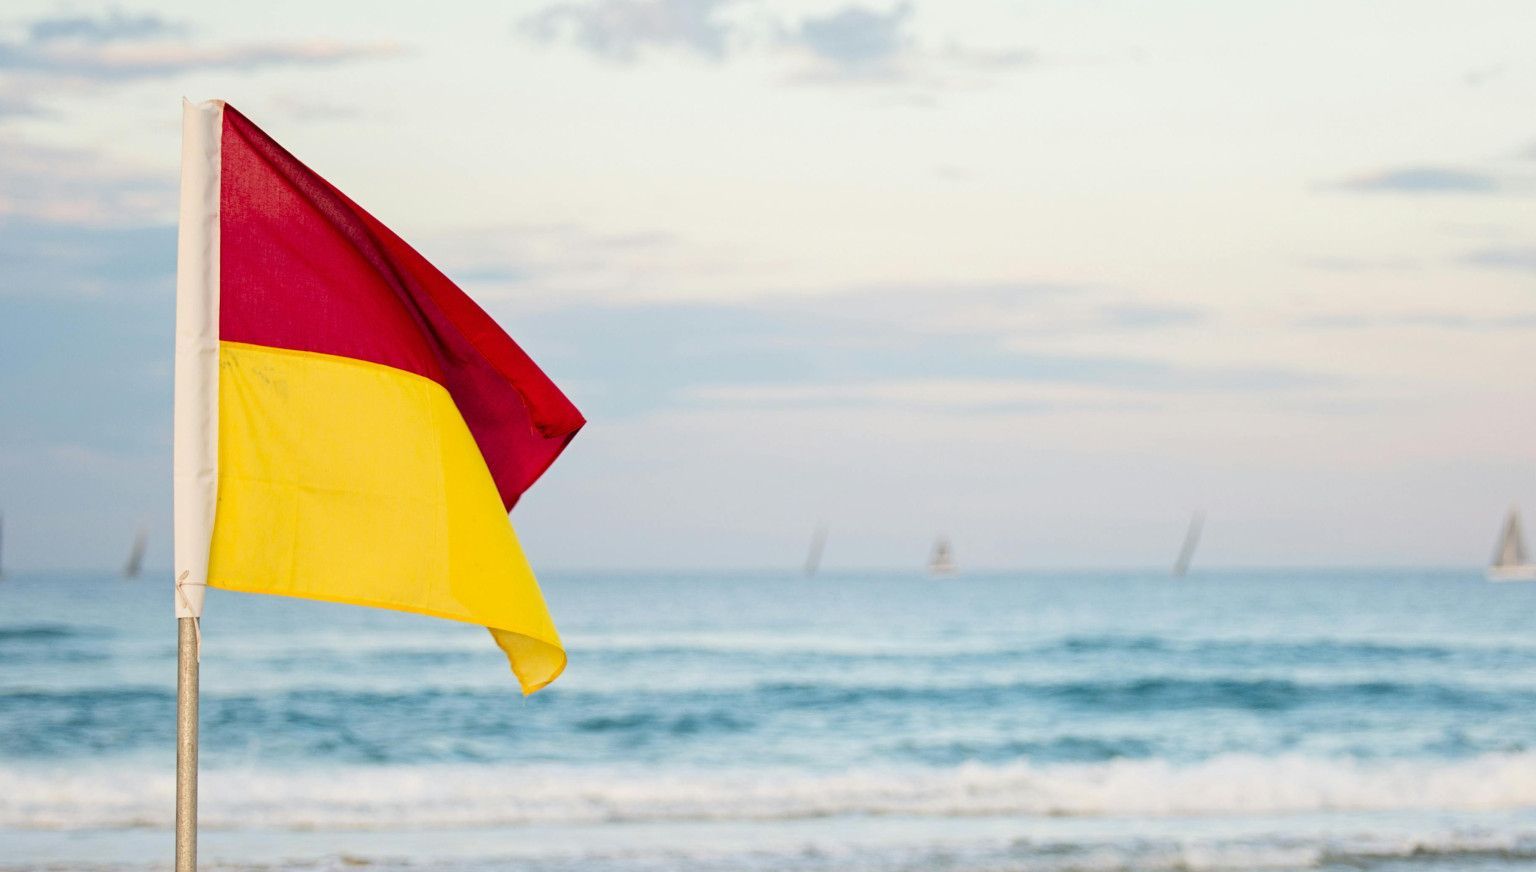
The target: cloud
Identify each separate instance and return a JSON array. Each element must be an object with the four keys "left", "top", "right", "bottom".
[
  {"left": 936, "top": 42, "right": 1032, "bottom": 72},
  {"left": 260, "top": 94, "right": 368, "bottom": 123},
  {"left": 0, "top": 139, "right": 174, "bottom": 227},
  {"left": 516, "top": 0, "right": 1030, "bottom": 89},
  {"left": 0, "top": 88, "right": 42, "bottom": 117},
  {"left": 778, "top": 3, "right": 1031, "bottom": 87},
  {"left": 678, "top": 379, "right": 1162, "bottom": 415},
  {"left": 1296, "top": 310, "right": 1536, "bottom": 331},
  {"left": 0, "top": 219, "right": 175, "bottom": 298},
  {"left": 494, "top": 288, "right": 1304, "bottom": 420},
  {"left": 1462, "top": 247, "right": 1536, "bottom": 272},
  {"left": 785, "top": 2, "right": 911, "bottom": 80},
  {"left": 517, "top": 0, "right": 738, "bottom": 63},
  {"left": 423, "top": 223, "right": 706, "bottom": 305},
  {"left": 1097, "top": 303, "right": 1205, "bottom": 329},
  {"left": 1301, "top": 256, "right": 1422, "bottom": 272},
  {"left": 425, "top": 222, "right": 814, "bottom": 309},
  {"left": 0, "top": 138, "right": 178, "bottom": 302},
  {"left": 0, "top": 38, "right": 401, "bottom": 82},
  {"left": 0, "top": 9, "right": 401, "bottom": 88},
  {"left": 1462, "top": 64, "right": 1506, "bottom": 87},
  {"left": 1331, "top": 166, "right": 1503, "bottom": 194},
  {"left": 25, "top": 10, "right": 182, "bottom": 44}
]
